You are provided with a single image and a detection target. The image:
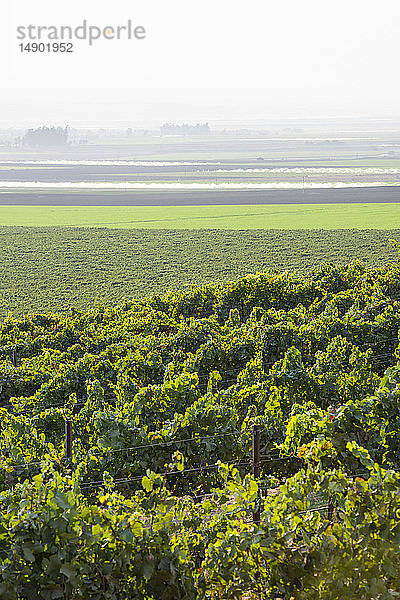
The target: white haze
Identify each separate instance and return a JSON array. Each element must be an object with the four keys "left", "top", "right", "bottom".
[
  {"left": 1, "top": 181, "right": 399, "bottom": 190},
  {"left": 0, "top": 160, "right": 222, "bottom": 166},
  {"left": 210, "top": 168, "right": 400, "bottom": 175},
  {"left": 2, "top": 0, "right": 400, "bottom": 125}
]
